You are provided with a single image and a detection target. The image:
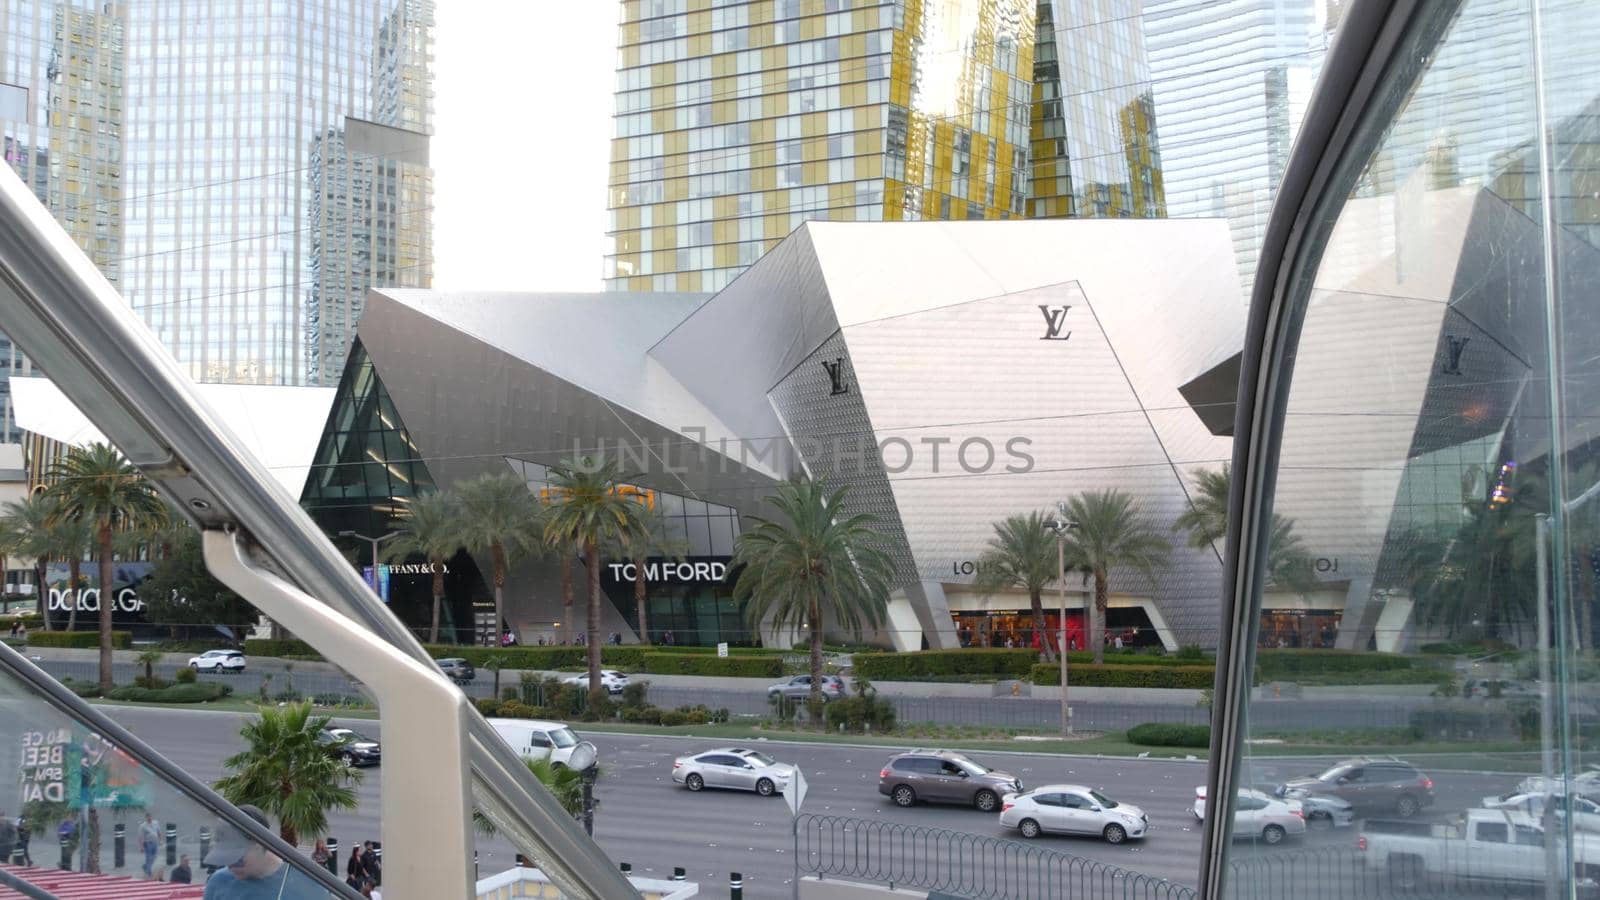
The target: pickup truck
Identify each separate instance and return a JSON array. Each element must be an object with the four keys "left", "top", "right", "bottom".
[{"left": 1359, "top": 809, "right": 1600, "bottom": 892}]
